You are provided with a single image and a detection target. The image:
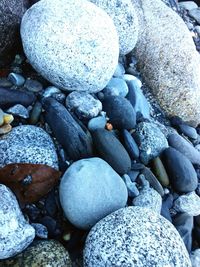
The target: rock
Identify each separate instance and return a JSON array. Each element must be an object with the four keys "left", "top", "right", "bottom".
[
  {"left": 84, "top": 206, "right": 192, "bottom": 267},
  {"left": 0, "top": 184, "right": 35, "bottom": 259},
  {"left": 29, "top": 101, "right": 42, "bottom": 124},
  {"left": 59, "top": 157, "right": 128, "bottom": 229},
  {"left": 0, "top": 0, "right": 28, "bottom": 66},
  {"left": 161, "top": 193, "right": 173, "bottom": 222},
  {"left": 102, "top": 95, "right": 136, "bottom": 129},
  {"left": 24, "top": 78, "right": 43, "bottom": 93},
  {"left": 8, "top": 73, "right": 25, "bottom": 87},
  {"left": 20, "top": 0, "right": 119, "bottom": 93},
  {"left": 7, "top": 104, "right": 29, "bottom": 119},
  {"left": 178, "top": 124, "right": 198, "bottom": 140},
  {"left": 43, "top": 86, "right": 62, "bottom": 98},
  {"left": 92, "top": 129, "right": 131, "bottom": 174},
  {"left": 179, "top": 1, "right": 198, "bottom": 10},
  {"left": 162, "top": 147, "right": 198, "bottom": 193},
  {"left": 122, "top": 129, "right": 139, "bottom": 160},
  {"left": 168, "top": 133, "right": 200, "bottom": 165},
  {"left": 132, "top": 0, "right": 200, "bottom": 126},
  {"left": 134, "top": 122, "right": 168, "bottom": 164},
  {"left": 43, "top": 97, "right": 93, "bottom": 161},
  {"left": 152, "top": 157, "right": 170, "bottom": 187},
  {"left": 65, "top": 91, "right": 102, "bottom": 119},
  {"left": 0, "top": 87, "right": 36, "bottom": 109},
  {"left": 132, "top": 186, "right": 162, "bottom": 213},
  {"left": 127, "top": 170, "right": 139, "bottom": 182},
  {"left": 173, "top": 191, "right": 200, "bottom": 216},
  {"left": 122, "top": 174, "right": 139, "bottom": 197},
  {"left": 38, "top": 216, "right": 57, "bottom": 238},
  {"left": 189, "top": 8, "right": 200, "bottom": 24},
  {"left": 103, "top": 78, "right": 129, "bottom": 97},
  {"left": 173, "top": 213, "right": 193, "bottom": 253},
  {"left": 89, "top": 0, "right": 138, "bottom": 55},
  {"left": 0, "top": 124, "right": 12, "bottom": 135},
  {"left": 0, "top": 125, "right": 58, "bottom": 169},
  {"left": 87, "top": 116, "right": 107, "bottom": 131},
  {"left": 113, "top": 63, "right": 125, "bottom": 78},
  {"left": 0, "top": 240, "right": 72, "bottom": 266},
  {"left": 31, "top": 223, "right": 48, "bottom": 239},
  {"left": 190, "top": 249, "right": 200, "bottom": 267}
]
